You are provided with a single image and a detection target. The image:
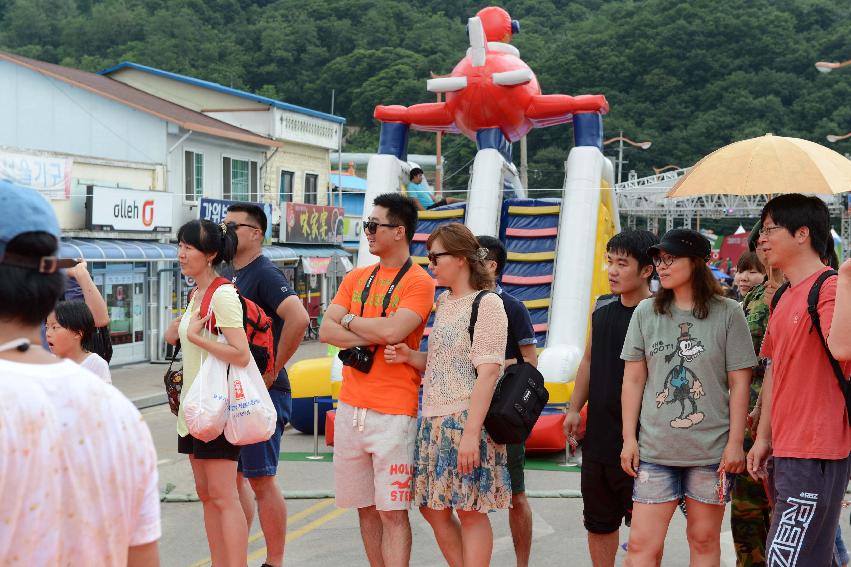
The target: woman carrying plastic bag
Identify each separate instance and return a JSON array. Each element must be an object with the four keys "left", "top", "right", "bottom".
[
  {"left": 164, "top": 219, "right": 251, "bottom": 567},
  {"left": 225, "top": 355, "right": 276, "bottom": 445}
]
